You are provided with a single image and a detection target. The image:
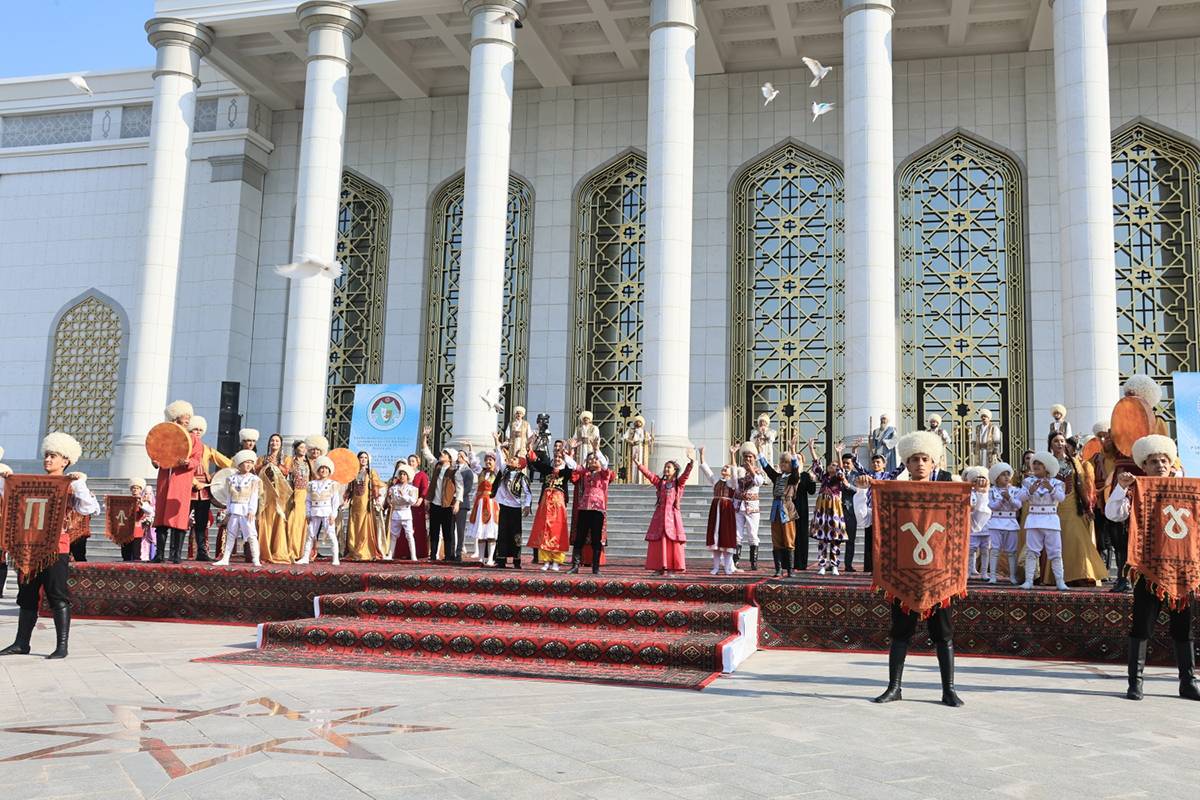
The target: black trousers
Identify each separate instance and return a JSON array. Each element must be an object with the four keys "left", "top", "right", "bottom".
[
  {"left": 16, "top": 554, "right": 70, "bottom": 611},
  {"left": 428, "top": 505, "right": 455, "bottom": 560},
  {"left": 890, "top": 600, "right": 953, "bottom": 644},
  {"left": 574, "top": 510, "right": 605, "bottom": 563},
  {"left": 795, "top": 525, "right": 809, "bottom": 569},
  {"left": 1130, "top": 578, "right": 1193, "bottom": 642},
  {"left": 190, "top": 499, "right": 212, "bottom": 556},
  {"left": 862, "top": 525, "right": 874, "bottom": 573},
  {"left": 1110, "top": 519, "right": 1129, "bottom": 577},
  {"left": 494, "top": 505, "right": 523, "bottom": 564},
  {"left": 454, "top": 508, "right": 469, "bottom": 560},
  {"left": 120, "top": 541, "right": 140, "bottom": 561},
  {"left": 843, "top": 505, "right": 858, "bottom": 568},
  {"left": 69, "top": 537, "right": 87, "bottom": 562}
]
